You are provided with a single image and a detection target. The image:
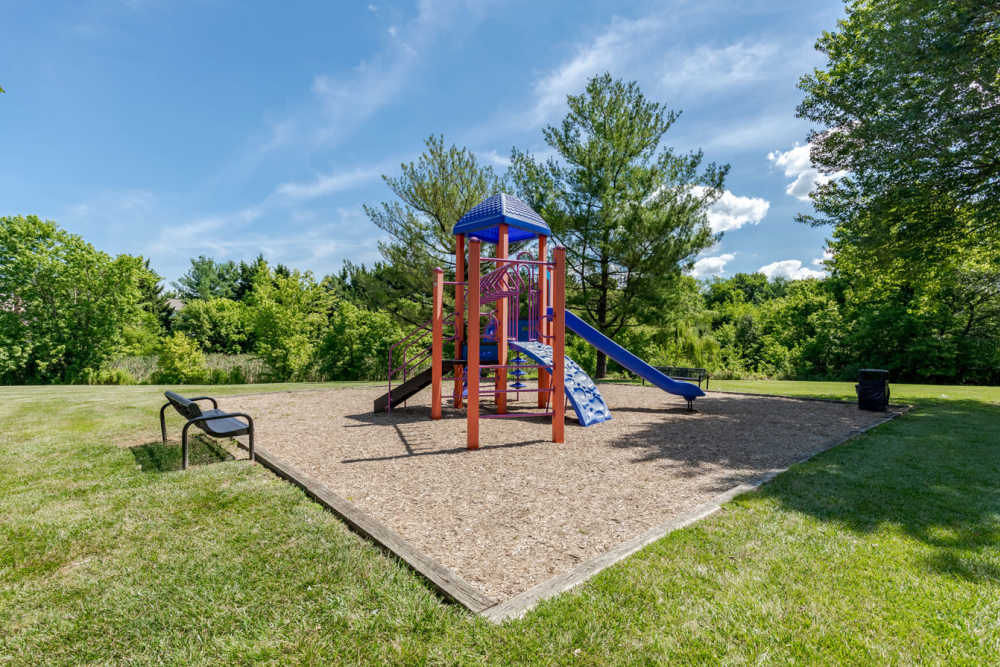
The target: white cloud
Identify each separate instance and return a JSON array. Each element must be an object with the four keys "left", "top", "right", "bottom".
[
  {"left": 812, "top": 249, "right": 833, "bottom": 267},
  {"left": 690, "top": 253, "right": 735, "bottom": 278},
  {"left": 691, "top": 186, "right": 770, "bottom": 233},
  {"left": 275, "top": 166, "right": 382, "bottom": 199},
  {"left": 665, "top": 41, "right": 780, "bottom": 93},
  {"left": 768, "top": 143, "right": 846, "bottom": 201},
  {"left": 146, "top": 207, "right": 263, "bottom": 256},
  {"left": 476, "top": 149, "right": 511, "bottom": 168},
  {"left": 527, "top": 16, "right": 663, "bottom": 126},
  {"left": 274, "top": 0, "right": 494, "bottom": 149},
  {"left": 758, "top": 259, "right": 826, "bottom": 280},
  {"left": 707, "top": 190, "right": 770, "bottom": 233}
]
